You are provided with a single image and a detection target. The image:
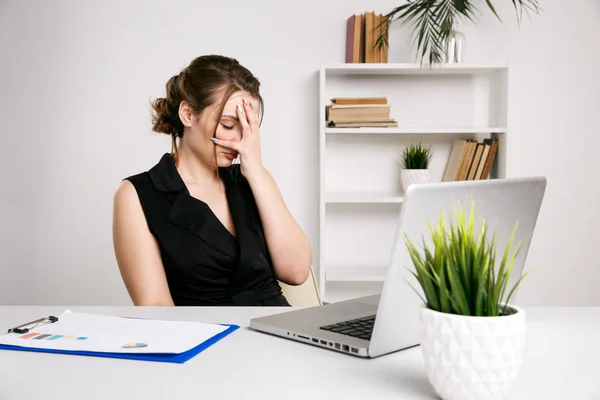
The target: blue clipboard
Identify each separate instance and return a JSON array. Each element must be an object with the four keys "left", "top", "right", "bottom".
[{"left": 0, "top": 322, "right": 240, "bottom": 364}]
